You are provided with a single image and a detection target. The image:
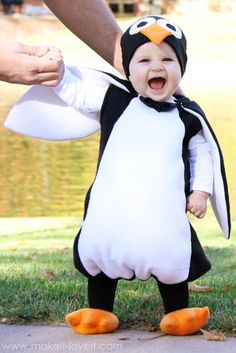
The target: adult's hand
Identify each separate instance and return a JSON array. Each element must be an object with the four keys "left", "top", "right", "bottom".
[{"left": 0, "top": 42, "right": 64, "bottom": 86}]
